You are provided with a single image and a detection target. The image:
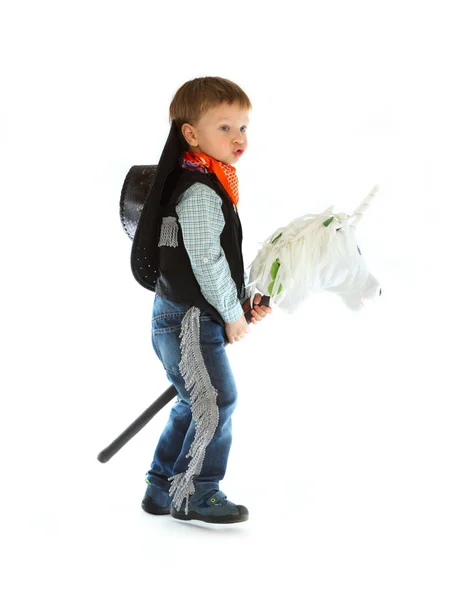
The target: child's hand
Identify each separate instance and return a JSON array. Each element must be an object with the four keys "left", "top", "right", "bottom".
[
  {"left": 242, "top": 294, "right": 273, "bottom": 325},
  {"left": 225, "top": 314, "right": 249, "bottom": 344}
]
